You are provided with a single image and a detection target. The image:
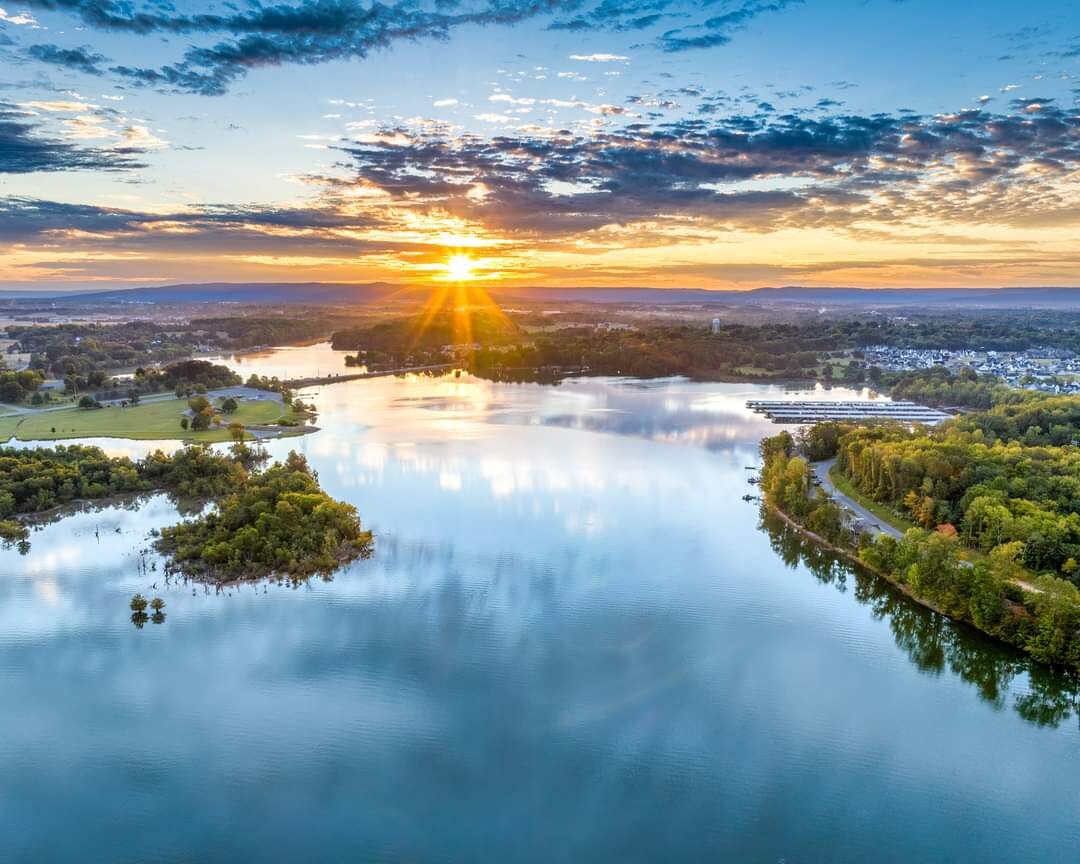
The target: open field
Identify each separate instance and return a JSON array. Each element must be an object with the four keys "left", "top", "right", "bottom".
[
  {"left": 0, "top": 415, "right": 21, "bottom": 440},
  {"left": 0, "top": 396, "right": 299, "bottom": 443}
]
